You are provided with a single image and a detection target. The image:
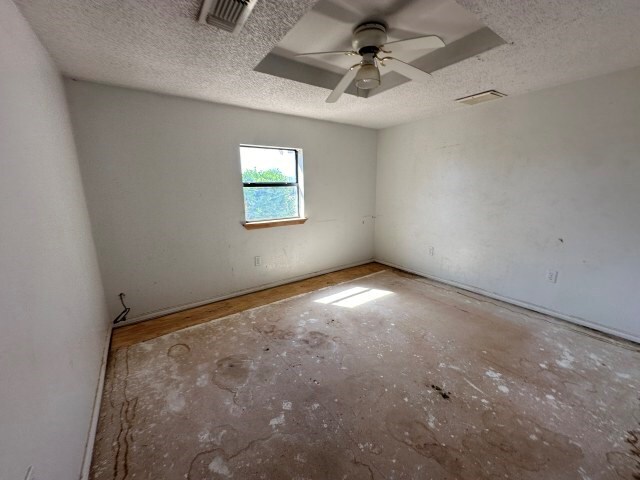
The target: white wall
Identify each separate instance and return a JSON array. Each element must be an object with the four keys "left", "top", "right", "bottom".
[
  {"left": 0, "top": 1, "right": 110, "bottom": 479},
  {"left": 376, "top": 66, "right": 640, "bottom": 342},
  {"left": 65, "top": 81, "right": 377, "bottom": 320}
]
